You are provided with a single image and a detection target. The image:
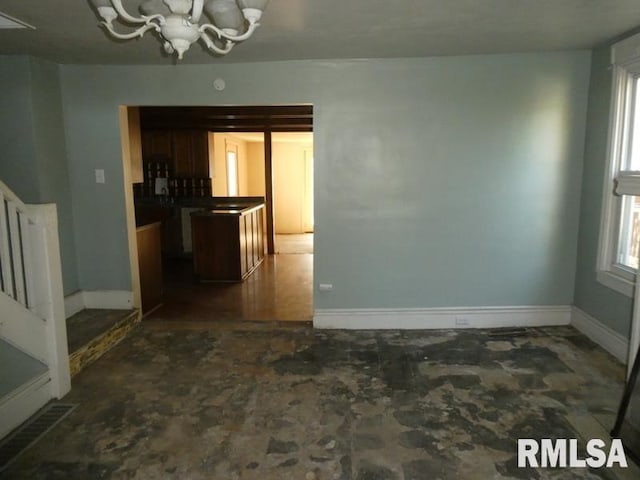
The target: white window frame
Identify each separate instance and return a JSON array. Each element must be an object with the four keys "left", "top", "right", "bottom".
[{"left": 597, "top": 32, "right": 640, "bottom": 298}]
